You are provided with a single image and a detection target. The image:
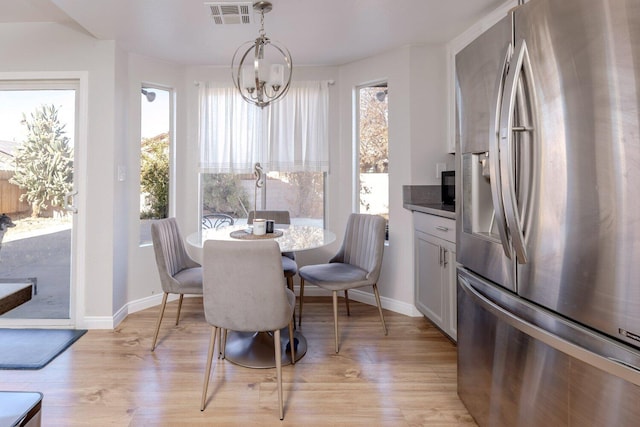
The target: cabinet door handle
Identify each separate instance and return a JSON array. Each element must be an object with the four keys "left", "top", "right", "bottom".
[
  {"left": 443, "top": 249, "right": 448, "bottom": 267},
  {"left": 435, "top": 226, "right": 449, "bottom": 232},
  {"left": 439, "top": 246, "right": 443, "bottom": 266}
]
